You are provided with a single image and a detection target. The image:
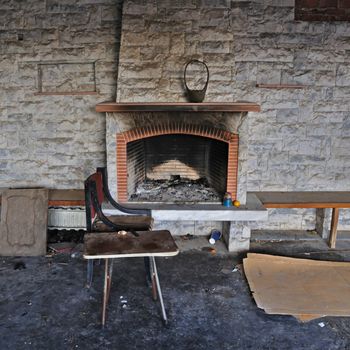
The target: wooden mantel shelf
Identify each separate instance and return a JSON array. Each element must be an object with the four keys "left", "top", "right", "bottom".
[{"left": 95, "top": 102, "right": 261, "bottom": 113}]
